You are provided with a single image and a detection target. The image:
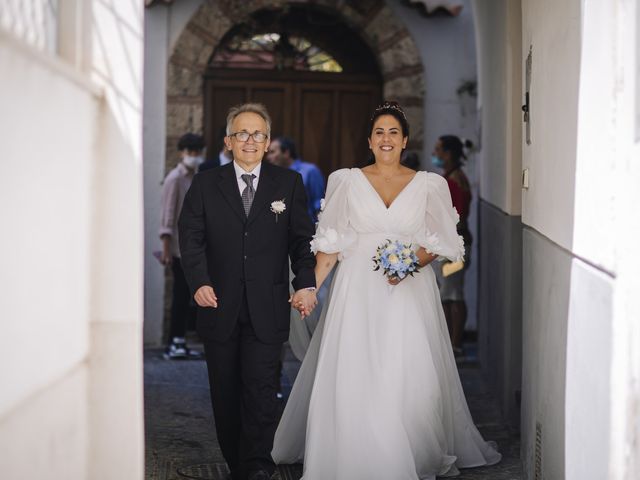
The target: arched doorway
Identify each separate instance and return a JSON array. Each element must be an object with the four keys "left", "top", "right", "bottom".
[
  {"left": 204, "top": 6, "right": 383, "bottom": 173},
  {"left": 166, "top": 0, "right": 427, "bottom": 176}
]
